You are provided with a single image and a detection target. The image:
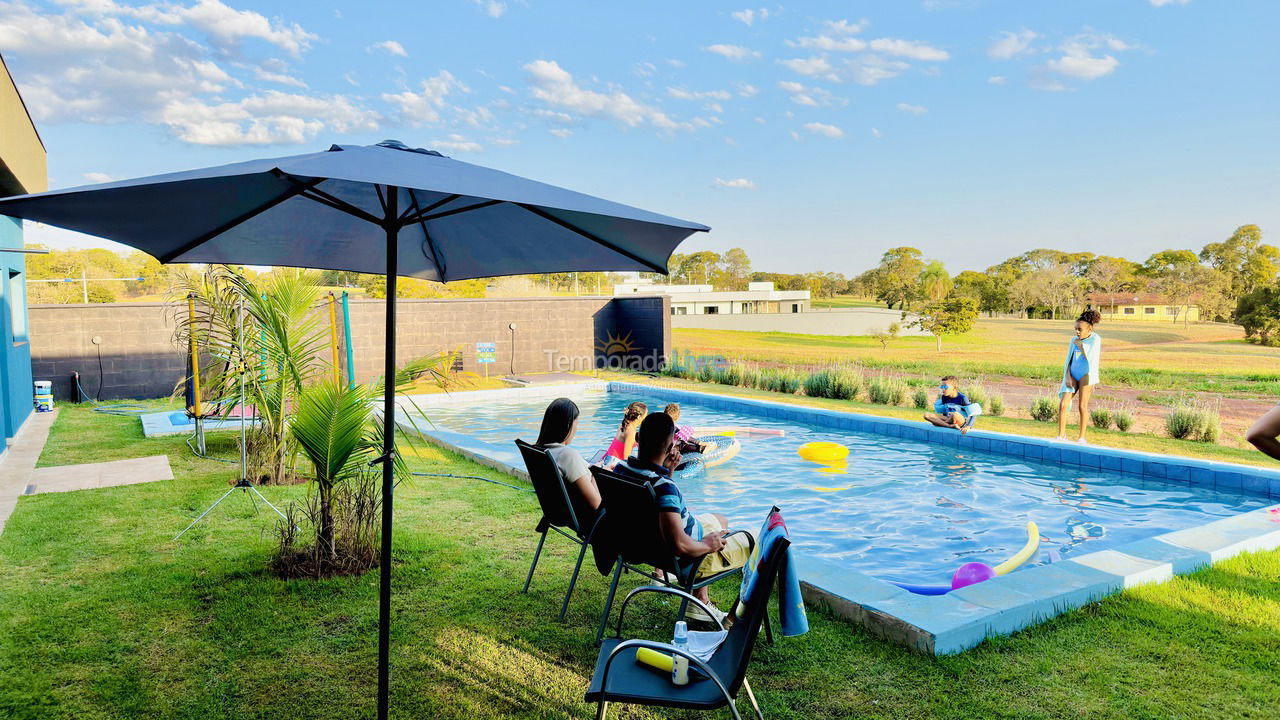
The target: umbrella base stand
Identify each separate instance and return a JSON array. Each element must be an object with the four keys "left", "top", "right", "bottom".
[{"left": 173, "top": 478, "right": 293, "bottom": 540}]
